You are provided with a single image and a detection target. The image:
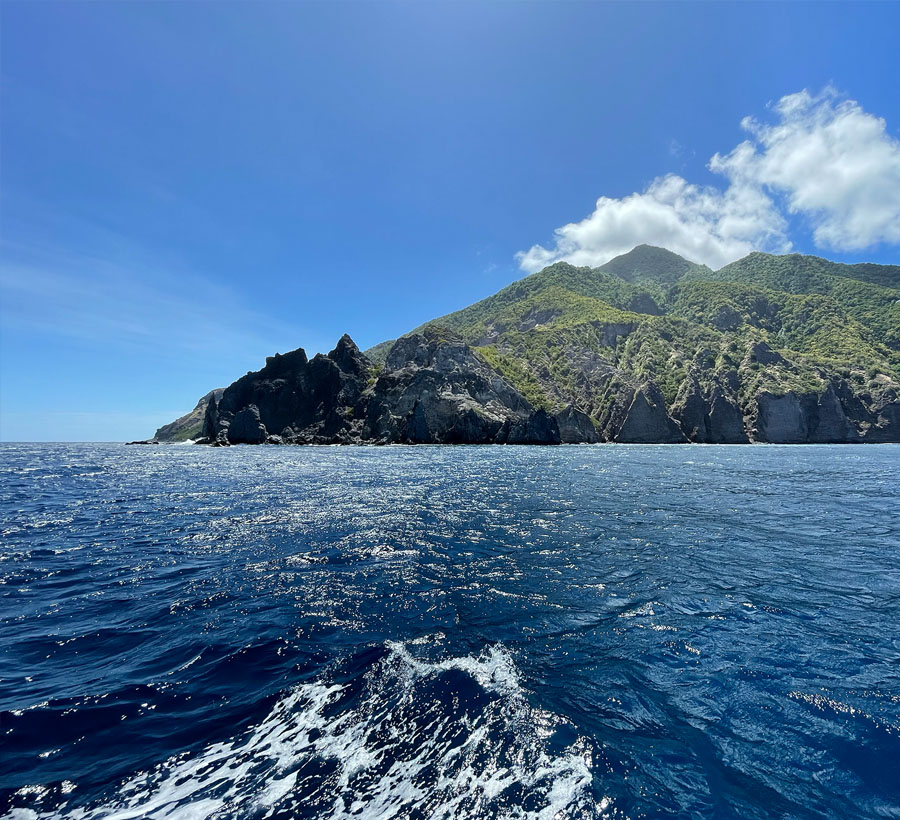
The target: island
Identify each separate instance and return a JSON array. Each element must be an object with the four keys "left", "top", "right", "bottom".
[{"left": 153, "top": 245, "right": 900, "bottom": 445}]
